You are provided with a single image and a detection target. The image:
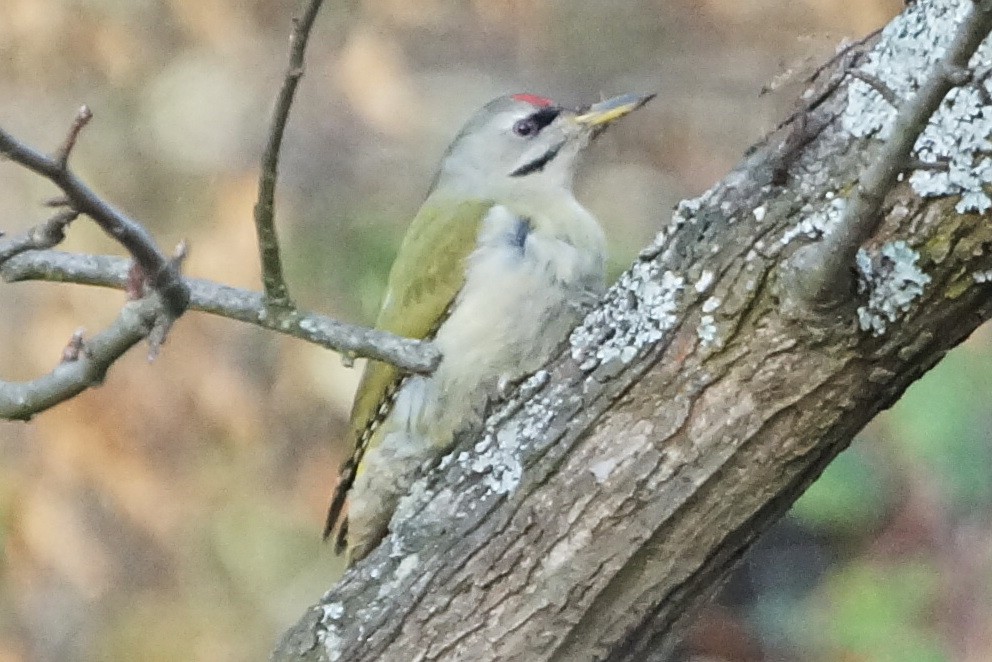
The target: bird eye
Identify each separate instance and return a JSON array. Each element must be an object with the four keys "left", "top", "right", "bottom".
[{"left": 513, "top": 118, "right": 538, "bottom": 137}]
